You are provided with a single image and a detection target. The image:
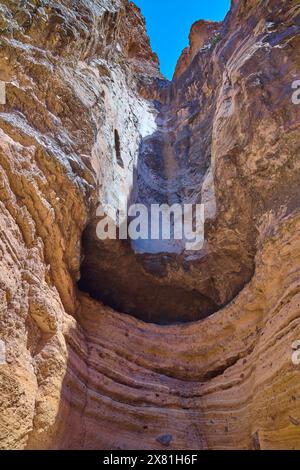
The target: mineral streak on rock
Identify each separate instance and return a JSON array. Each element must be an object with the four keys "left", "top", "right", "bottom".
[{"left": 0, "top": 0, "right": 300, "bottom": 450}]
